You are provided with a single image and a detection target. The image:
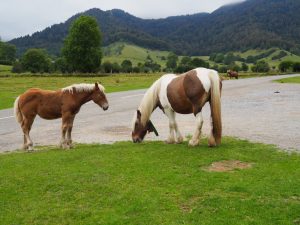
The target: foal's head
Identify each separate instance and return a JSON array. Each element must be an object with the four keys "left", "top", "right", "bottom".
[
  {"left": 132, "top": 110, "right": 158, "bottom": 143},
  {"left": 91, "top": 83, "right": 109, "bottom": 110}
]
